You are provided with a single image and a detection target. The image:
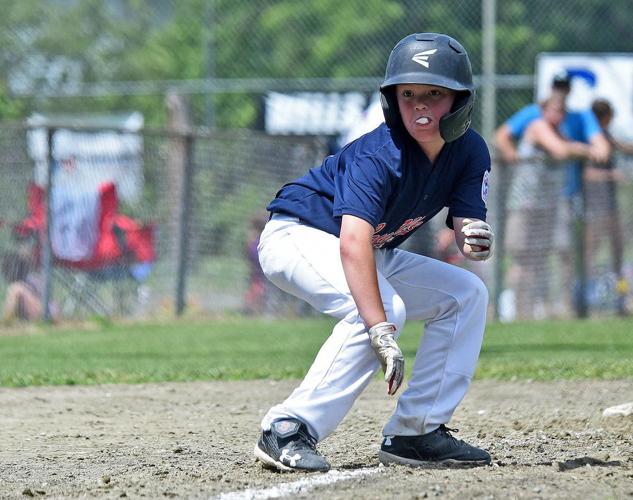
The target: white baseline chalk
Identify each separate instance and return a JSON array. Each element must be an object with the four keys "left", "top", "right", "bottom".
[{"left": 213, "top": 466, "right": 382, "bottom": 500}]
